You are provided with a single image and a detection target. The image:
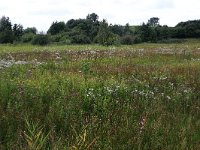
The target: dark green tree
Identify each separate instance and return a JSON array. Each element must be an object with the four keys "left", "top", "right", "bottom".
[
  {"left": 120, "top": 35, "right": 134, "bottom": 45},
  {"left": 68, "top": 26, "right": 91, "bottom": 44},
  {"left": 0, "top": 16, "right": 12, "bottom": 31},
  {"left": 86, "top": 13, "right": 99, "bottom": 22},
  {"left": 0, "top": 16, "right": 14, "bottom": 43},
  {"left": 47, "top": 21, "right": 66, "bottom": 35},
  {"left": 171, "top": 27, "right": 186, "bottom": 38},
  {"left": 138, "top": 23, "right": 152, "bottom": 42},
  {"left": 179, "top": 20, "right": 200, "bottom": 38},
  {"left": 66, "top": 19, "right": 76, "bottom": 29},
  {"left": 124, "top": 23, "right": 133, "bottom": 35},
  {"left": 148, "top": 17, "right": 160, "bottom": 27},
  {"left": 66, "top": 15, "right": 100, "bottom": 43},
  {"left": 155, "top": 25, "right": 170, "bottom": 40},
  {"left": 13, "top": 24, "right": 23, "bottom": 40},
  {"left": 24, "top": 27, "right": 37, "bottom": 34},
  {"left": 21, "top": 33, "right": 35, "bottom": 43},
  {"left": 95, "top": 20, "right": 119, "bottom": 45},
  {"left": 32, "top": 34, "right": 49, "bottom": 45},
  {"left": 110, "top": 25, "right": 125, "bottom": 36}
]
